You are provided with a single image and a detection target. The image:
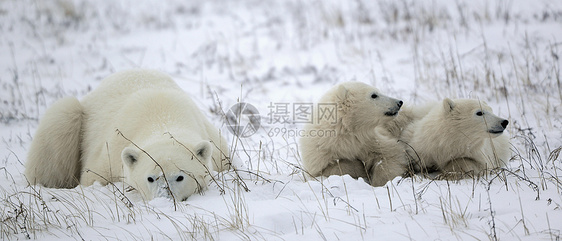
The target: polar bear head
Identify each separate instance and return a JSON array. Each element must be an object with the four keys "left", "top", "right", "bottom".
[
  {"left": 442, "top": 98, "right": 509, "bottom": 138},
  {"left": 322, "top": 81, "right": 403, "bottom": 132},
  {"left": 121, "top": 140, "right": 212, "bottom": 201}
]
